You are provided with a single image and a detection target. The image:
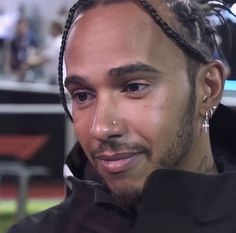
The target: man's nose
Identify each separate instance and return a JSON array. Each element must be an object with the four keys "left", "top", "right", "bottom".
[{"left": 90, "top": 100, "right": 125, "bottom": 141}]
